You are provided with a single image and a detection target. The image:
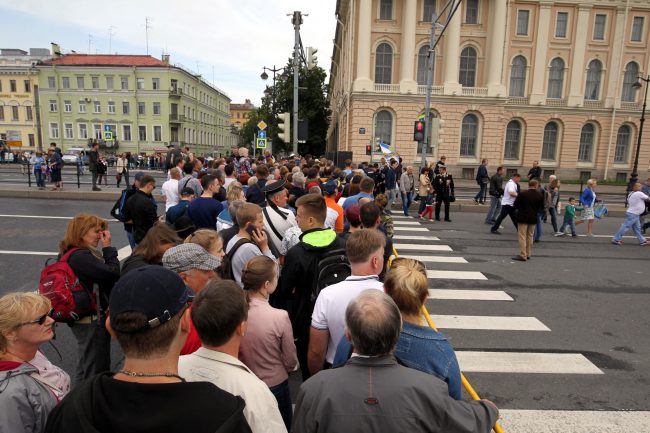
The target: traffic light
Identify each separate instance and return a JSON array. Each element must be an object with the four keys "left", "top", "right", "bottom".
[
  {"left": 365, "top": 144, "right": 372, "bottom": 155},
  {"left": 413, "top": 120, "right": 425, "bottom": 142},
  {"left": 277, "top": 112, "right": 291, "bottom": 143},
  {"left": 307, "top": 47, "right": 318, "bottom": 69}
]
